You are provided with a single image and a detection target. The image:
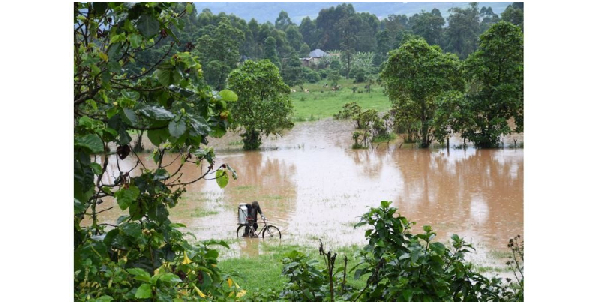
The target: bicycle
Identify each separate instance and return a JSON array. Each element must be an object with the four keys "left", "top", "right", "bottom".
[{"left": 237, "top": 216, "right": 281, "bottom": 239}]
